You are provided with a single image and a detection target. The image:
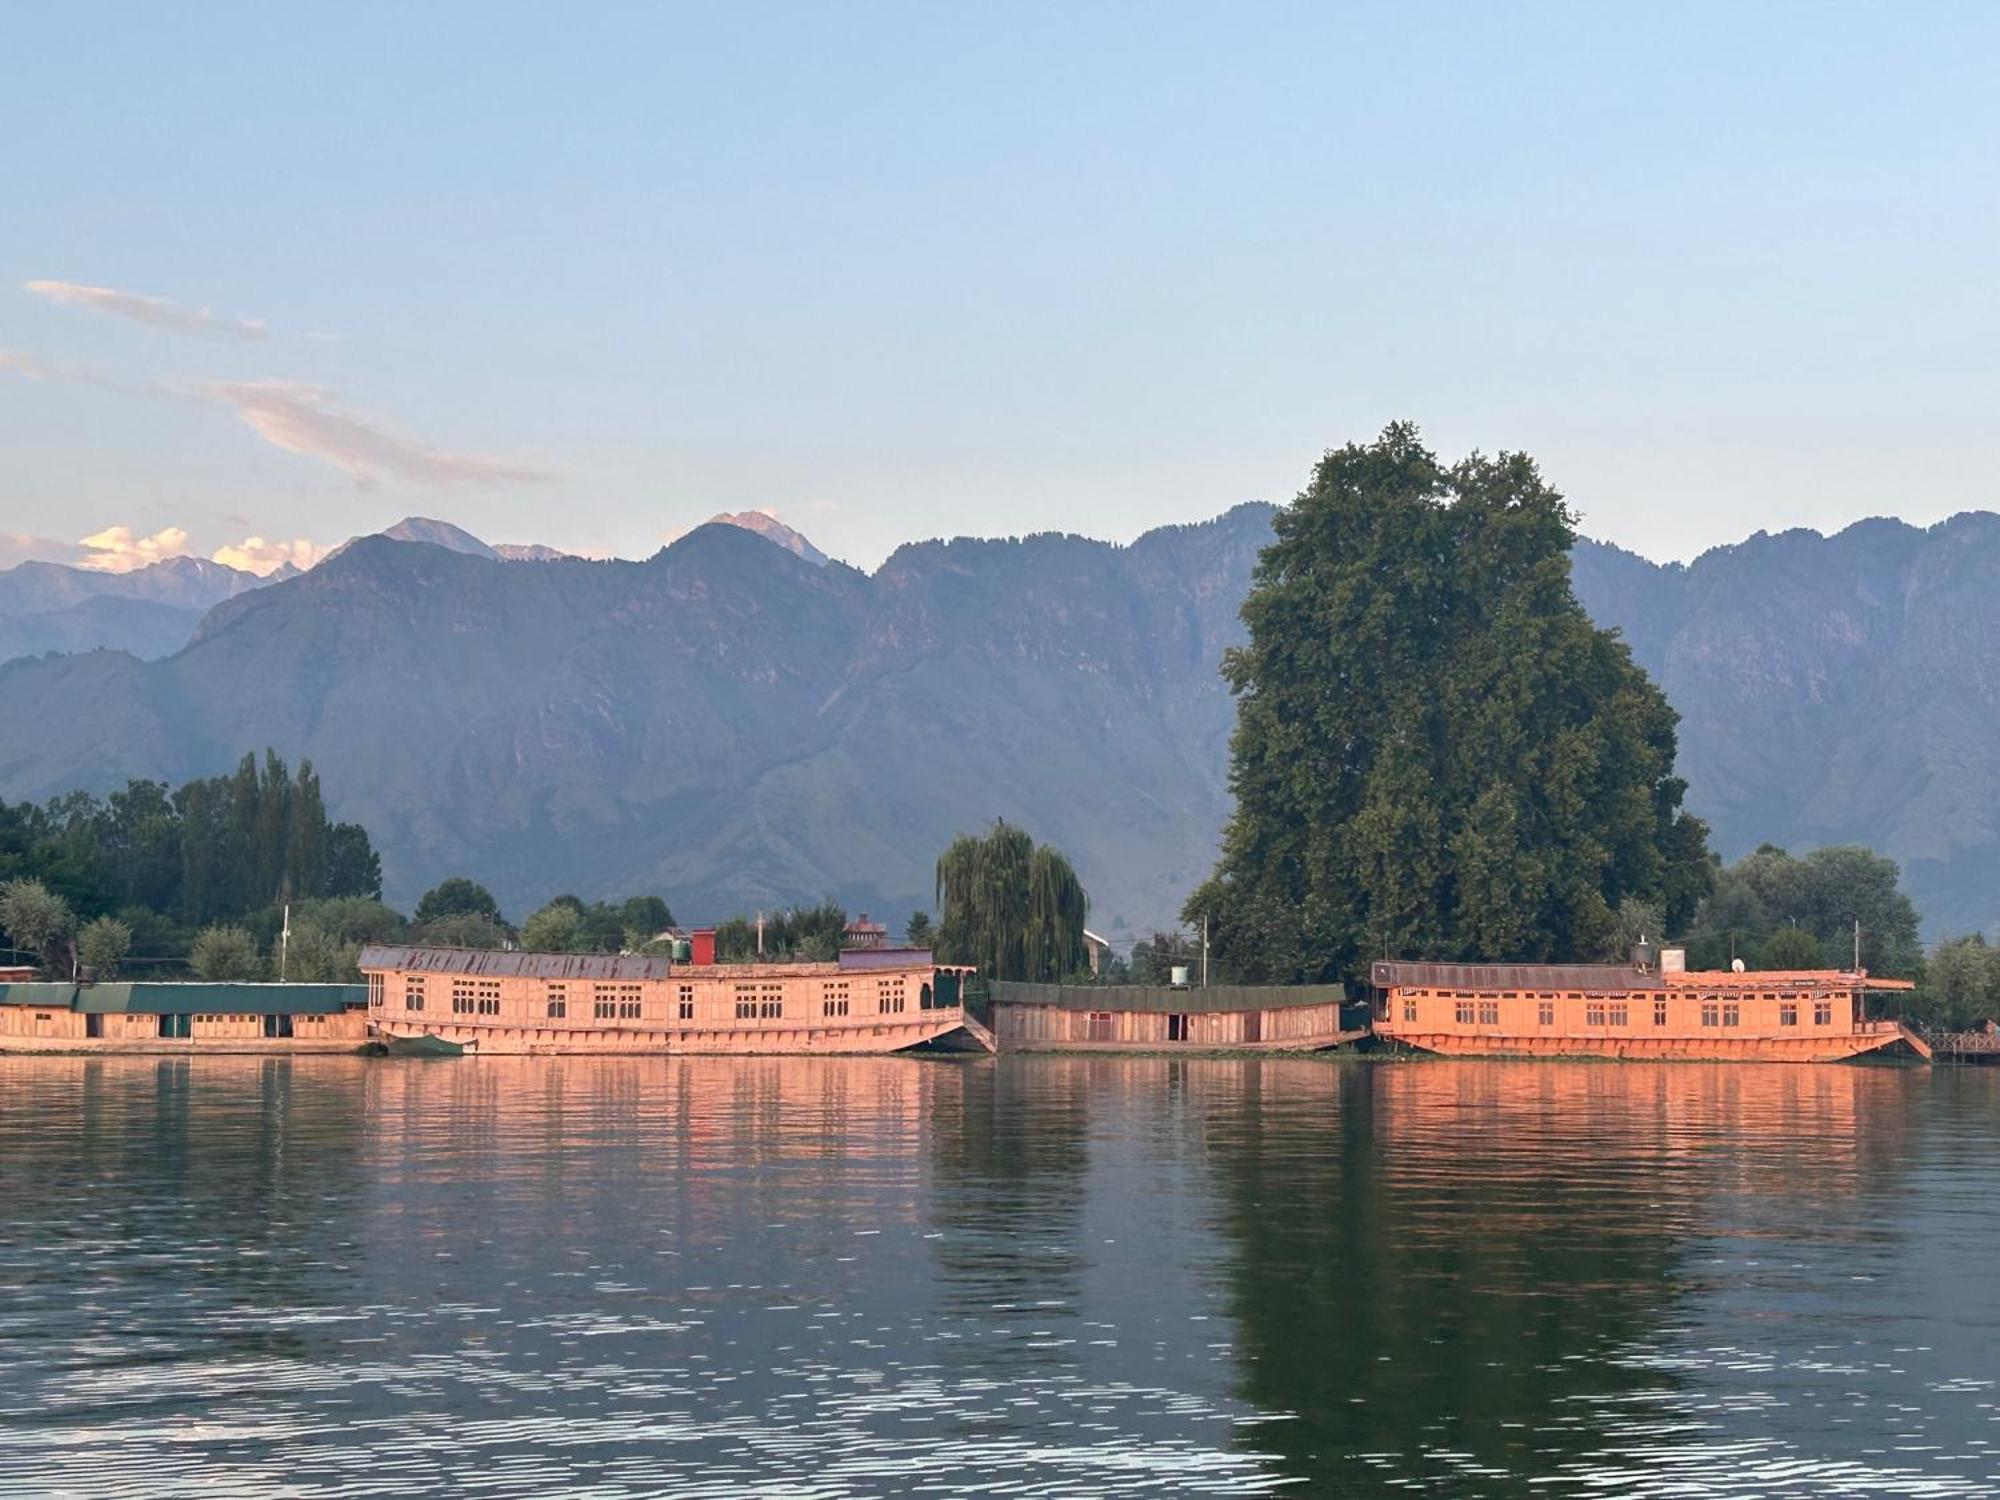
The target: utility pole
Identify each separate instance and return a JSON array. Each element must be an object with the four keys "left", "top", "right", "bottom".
[
  {"left": 756, "top": 910, "right": 765, "bottom": 957},
  {"left": 280, "top": 903, "right": 291, "bottom": 982},
  {"left": 1201, "top": 914, "right": 1210, "bottom": 989},
  {"left": 1853, "top": 917, "right": 1861, "bottom": 973}
]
